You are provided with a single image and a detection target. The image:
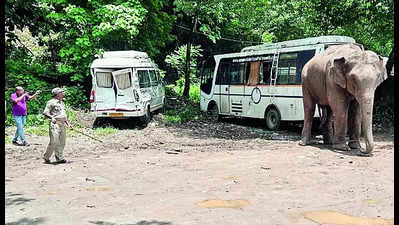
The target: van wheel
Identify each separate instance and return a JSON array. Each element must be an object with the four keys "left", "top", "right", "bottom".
[
  {"left": 93, "top": 118, "right": 104, "bottom": 128},
  {"left": 265, "top": 108, "right": 281, "bottom": 130},
  {"left": 140, "top": 106, "right": 151, "bottom": 126},
  {"left": 208, "top": 103, "right": 220, "bottom": 122},
  {"left": 160, "top": 99, "right": 166, "bottom": 113}
]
